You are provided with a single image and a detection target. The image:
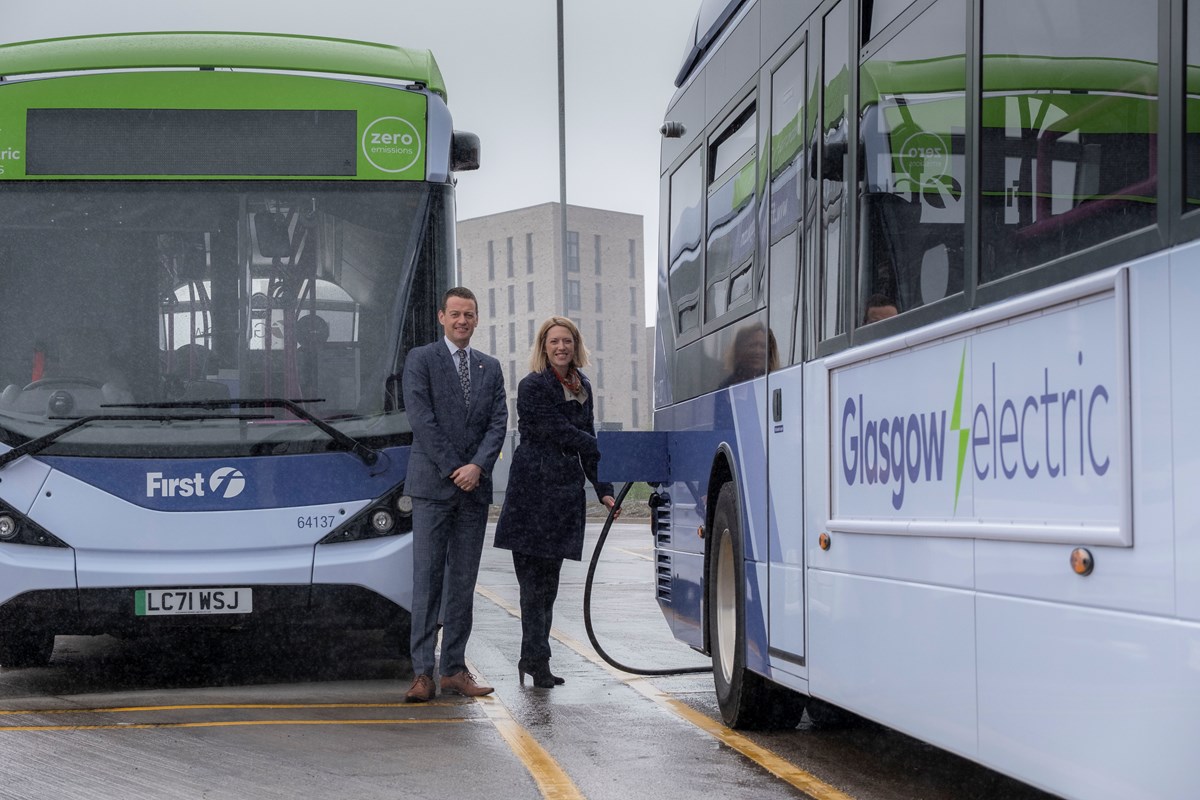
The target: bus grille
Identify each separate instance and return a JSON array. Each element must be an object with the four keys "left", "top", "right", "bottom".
[
  {"left": 652, "top": 493, "right": 672, "bottom": 602},
  {"left": 653, "top": 498, "right": 671, "bottom": 548},
  {"left": 656, "top": 552, "right": 672, "bottom": 602}
]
